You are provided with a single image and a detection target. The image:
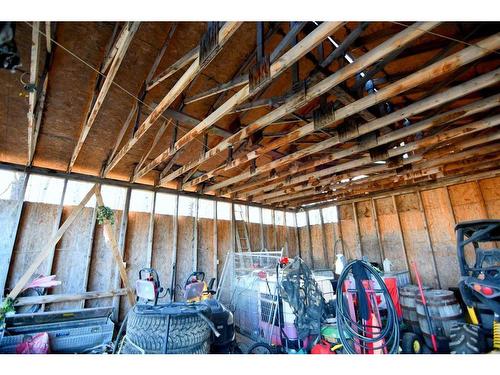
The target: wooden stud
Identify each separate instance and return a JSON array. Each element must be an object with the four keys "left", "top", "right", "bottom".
[
  {"left": 272, "top": 210, "right": 278, "bottom": 250},
  {"left": 230, "top": 202, "right": 236, "bottom": 251},
  {"left": 319, "top": 208, "right": 330, "bottom": 268},
  {"left": 294, "top": 212, "right": 302, "bottom": 258},
  {"left": 7, "top": 184, "right": 97, "bottom": 300},
  {"left": 80, "top": 203, "right": 98, "bottom": 309},
  {"left": 68, "top": 22, "right": 140, "bottom": 171},
  {"left": 336, "top": 213, "right": 346, "bottom": 258},
  {"left": 259, "top": 207, "right": 265, "bottom": 250},
  {"left": 193, "top": 197, "right": 199, "bottom": 271},
  {"left": 170, "top": 193, "right": 179, "bottom": 302},
  {"left": 391, "top": 195, "right": 411, "bottom": 272},
  {"left": 15, "top": 289, "right": 128, "bottom": 307},
  {"left": 29, "top": 74, "right": 48, "bottom": 166},
  {"left": 305, "top": 210, "right": 314, "bottom": 268},
  {"left": 475, "top": 180, "right": 490, "bottom": 218},
  {"left": 0, "top": 172, "right": 29, "bottom": 295},
  {"left": 107, "top": 102, "right": 138, "bottom": 163},
  {"left": 283, "top": 209, "right": 289, "bottom": 257},
  {"left": 111, "top": 187, "right": 131, "bottom": 320},
  {"left": 40, "top": 177, "right": 68, "bottom": 312},
  {"left": 95, "top": 186, "right": 135, "bottom": 306},
  {"left": 45, "top": 22, "right": 52, "bottom": 53},
  {"left": 416, "top": 190, "right": 441, "bottom": 288},
  {"left": 145, "top": 191, "right": 157, "bottom": 268},
  {"left": 352, "top": 202, "right": 363, "bottom": 259},
  {"left": 213, "top": 200, "right": 219, "bottom": 287},
  {"left": 370, "top": 198, "right": 385, "bottom": 264}
]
